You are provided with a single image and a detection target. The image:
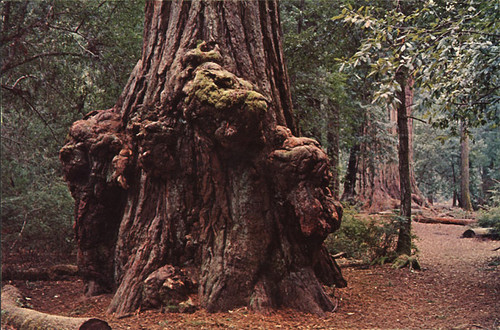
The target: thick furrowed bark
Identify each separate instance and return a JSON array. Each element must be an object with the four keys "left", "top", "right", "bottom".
[{"left": 61, "top": 1, "right": 344, "bottom": 317}]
